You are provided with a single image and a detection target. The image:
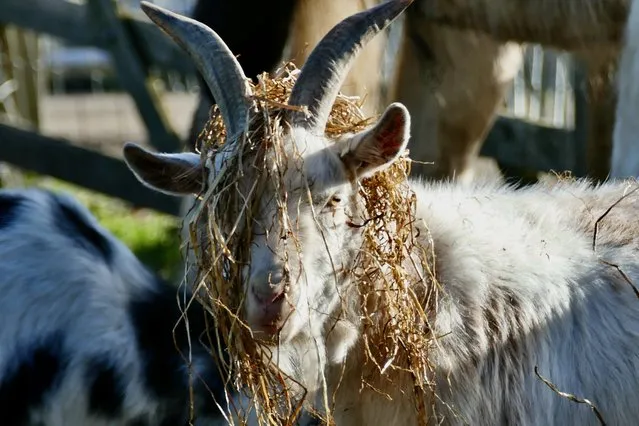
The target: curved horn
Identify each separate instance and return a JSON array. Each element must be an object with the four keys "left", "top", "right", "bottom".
[
  {"left": 287, "top": 0, "right": 413, "bottom": 131},
  {"left": 140, "top": 1, "right": 252, "bottom": 140}
]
